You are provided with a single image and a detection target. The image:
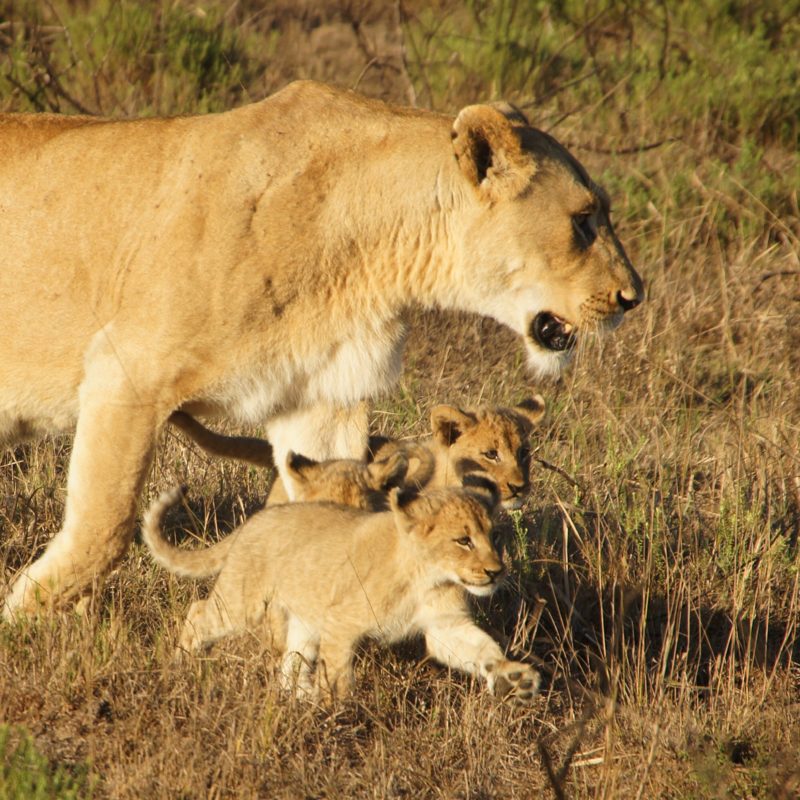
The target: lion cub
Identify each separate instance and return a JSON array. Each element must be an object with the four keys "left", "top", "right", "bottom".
[
  {"left": 143, "top": 477, "right": 539, "bottom": 703},
  {"left": 371, "top": 396, "right": 545, "bottom": 510},
  {"left": 169, "top": 396, "right": 545, "bottom": 510},
  {"left": 144, "top": 450, "right": 407, "bottom": 578}
]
